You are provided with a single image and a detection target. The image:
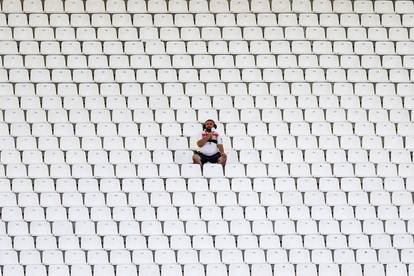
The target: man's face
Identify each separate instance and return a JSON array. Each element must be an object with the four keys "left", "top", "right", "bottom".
[{"left": 205, "top": 120, "right": 215, "bottom": 130}]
